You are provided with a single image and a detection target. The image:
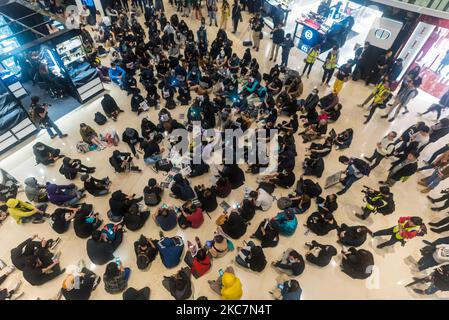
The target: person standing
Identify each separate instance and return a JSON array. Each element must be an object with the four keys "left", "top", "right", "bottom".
[
  {"left": 420, "top": 89, "right": 449, "bottom": 120},
  {"left": 365, "top": 49, "right": 393, "bottom": 86},
  {"left": 436, "top": 49, "right": 449, "bottom": 74},
  {"left": 302, "top": 44, "right": 320, "bottom": 78},
  {"left": 29, "top": 96, "right": 67, "bottom": 139},
  {"left": 220, "top": 0, "right": 231, "bottom": 30},
  {"left": 280, "top": 33, "right": 294, "bottom": 67},
  {"left": 352, "top": 41, "right": 370, "bottom": 81},
  {"left": 364, "top": 131, "right": 397, "bottom": 170},
  {"left": 381, "top": 80, "right": 418, "bottom": 122},
  {"left": 269, "top": 24, "right": 284, "bottom": 62},
  {"left": 231, "top": 0, "right": 242, "bottom": 33},
  {"left": 379, "top": 151, "right": 419, "bottom": 187},
  {"left": 332, "top": 59, "right": 353, "bottom": 94},
  {"left": 321, "top": 46, "right": 339, "bottom": 86},
  {"left": 363, "top": 80, "right": 392, "bottom": 124},
  {"left": 250, "top": 13, "right": 264, "bottom": 51},
  {"left": 373, "top": 216, "right": 425, "bottom": 249},
  {"left": 207, "top": 0, "right": 218, "bottom": 26}
]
